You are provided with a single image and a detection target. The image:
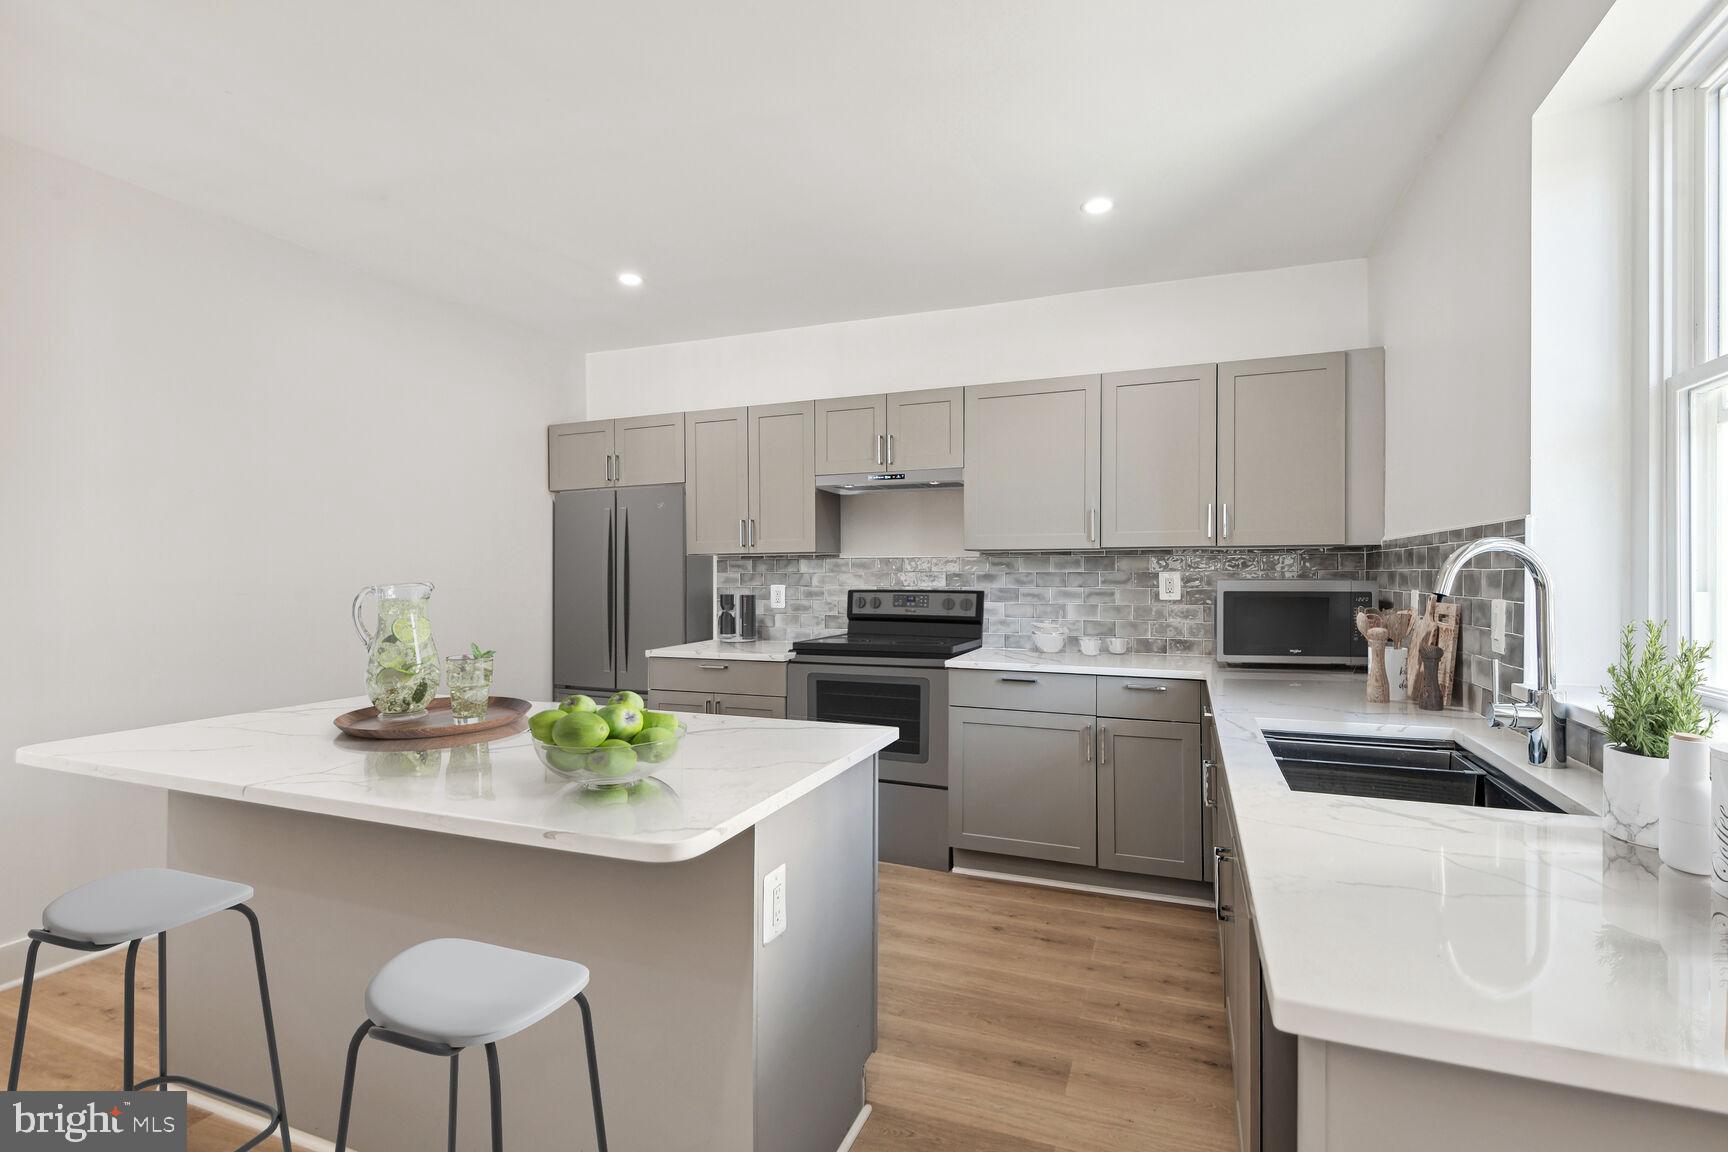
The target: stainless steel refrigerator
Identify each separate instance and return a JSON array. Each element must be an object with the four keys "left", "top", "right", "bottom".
[{"left": 553, "top": 485, "right": 712, "bottom": 699}]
